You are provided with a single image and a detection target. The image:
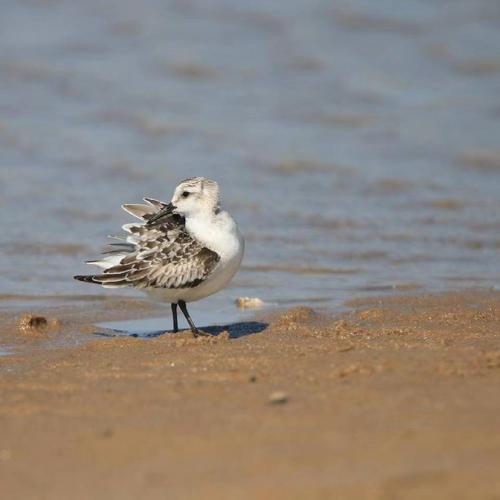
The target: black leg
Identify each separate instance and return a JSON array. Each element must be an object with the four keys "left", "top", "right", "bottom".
[
  {"left": 171, "top": 303, "right": 178, "bottom": 333},
  {"left": 178, "top": 300, "right": 210, "bottom": 337}
]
